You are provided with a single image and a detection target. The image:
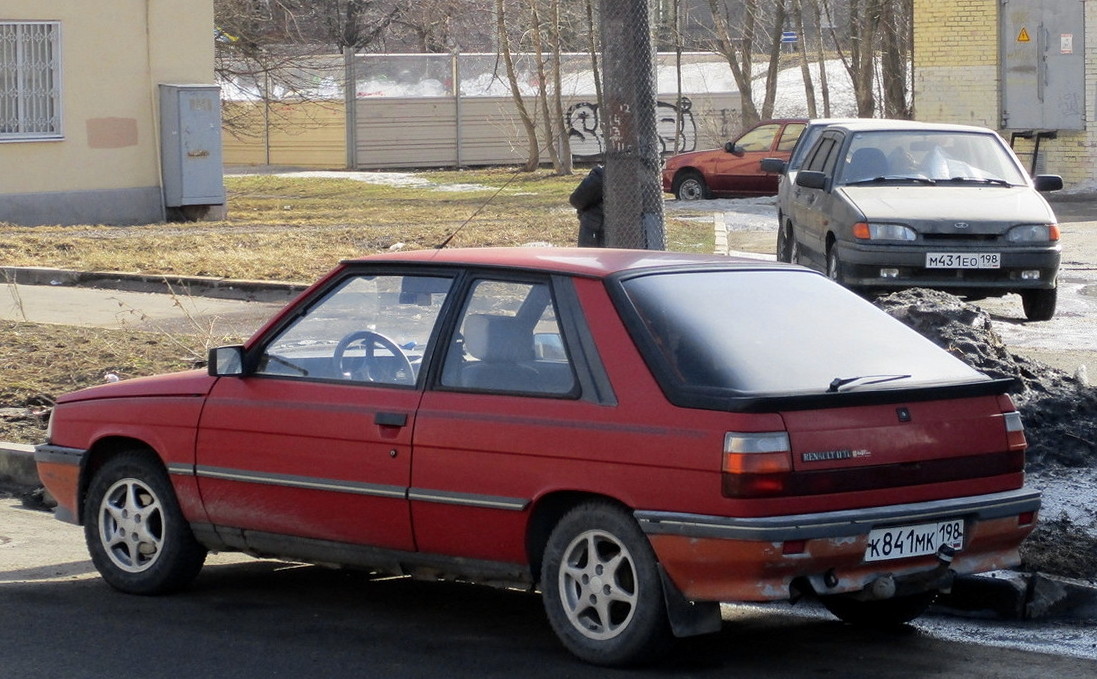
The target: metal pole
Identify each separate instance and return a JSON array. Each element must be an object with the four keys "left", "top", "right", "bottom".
[
  {"left": 344, "top": 46, "right": 357, "bottom": 170},
  {"left": 453, "top": 50, "right": 462, "bottom": 169},
  {"left": 599, "top": 0, "right": 665, "bottom": 250}
]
